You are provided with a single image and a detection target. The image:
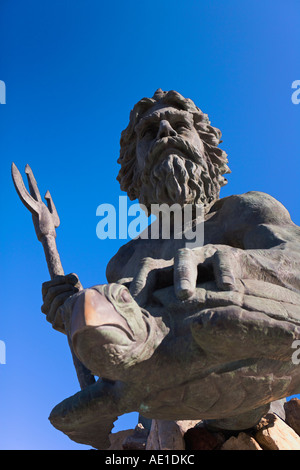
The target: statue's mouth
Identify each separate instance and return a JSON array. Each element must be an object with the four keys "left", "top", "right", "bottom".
[
  {"left": 71, "top": 323, "right": 136, "bottom": 377},
  {"left": 72, "top": 323, "right": 135, "bottom": 347},
  {"left": 147, "top": 147, "right": 187, "bottom": 173},
  {"left": 95, "top": 324, "right": 135, "bottom": 340},
  {"left": 146, "top": 135, "right": 201, "bottom": 170}
]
